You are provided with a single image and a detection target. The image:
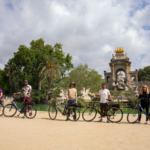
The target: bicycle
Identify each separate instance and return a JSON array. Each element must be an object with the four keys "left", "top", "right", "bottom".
[
  {"left": 82, "top": 98, "right": 123, "bottom": 123},
  {"left": 3, "top": 96, "right": 37, "bottom": 119},
  {"left": 127, "top": 98, "right": 150, "bottom": 124},
  {"left": 48, "top": 96, "right": 80, "bottom": 121},
  {"left": 0, "top": 101, "right": 4, "bottom": 116}
]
